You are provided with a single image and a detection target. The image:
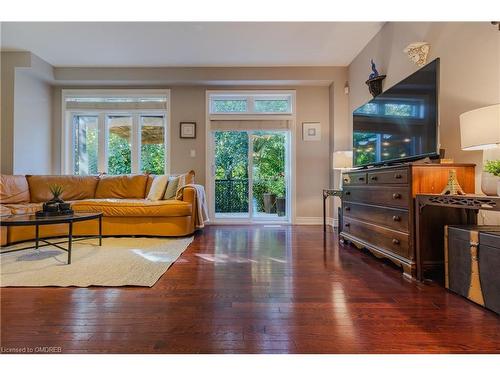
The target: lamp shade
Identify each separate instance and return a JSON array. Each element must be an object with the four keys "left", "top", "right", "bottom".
[
  {"left": 333, "top": 150, "right": 353, "bottom": 169},
  {"left": 460, "top": 104, "right": 500, "bottom": 150}
]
